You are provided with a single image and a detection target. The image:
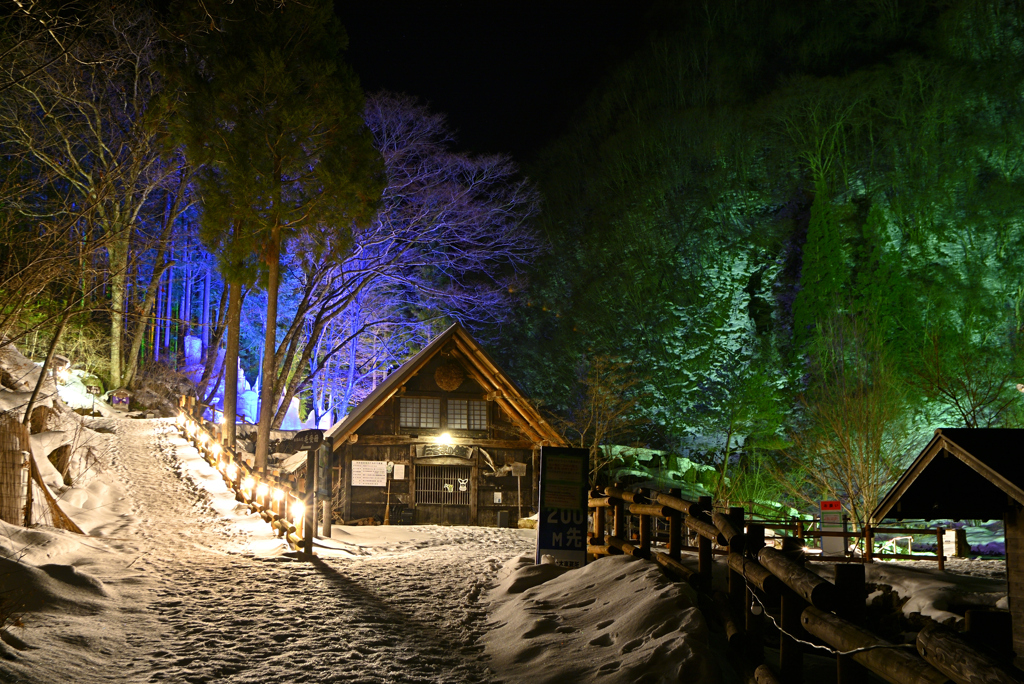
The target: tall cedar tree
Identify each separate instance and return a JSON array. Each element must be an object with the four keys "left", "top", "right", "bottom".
[{"left": 174, "top": 1, "right": 383, "bottom": 460}]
